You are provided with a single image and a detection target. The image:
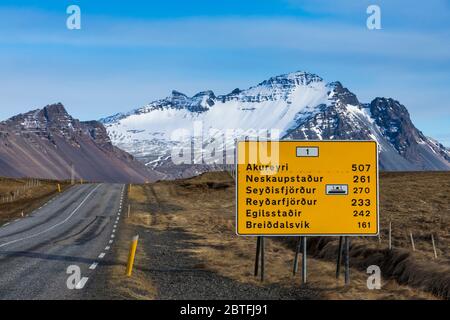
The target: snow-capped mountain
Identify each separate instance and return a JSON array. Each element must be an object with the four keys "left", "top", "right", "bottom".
[{"left": 101, "top": 71, "right": 450, "bottom": 178}]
